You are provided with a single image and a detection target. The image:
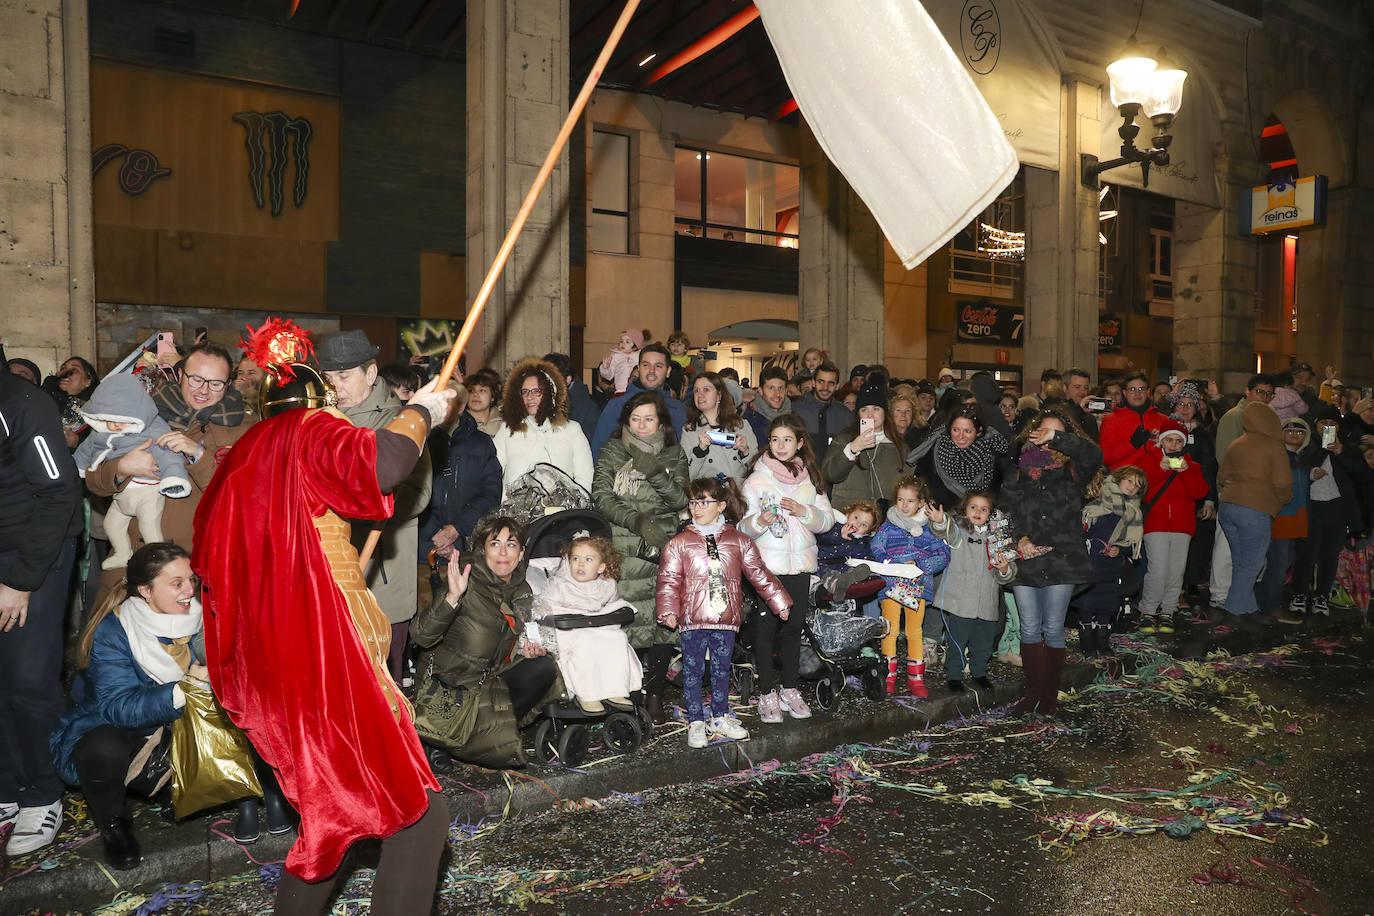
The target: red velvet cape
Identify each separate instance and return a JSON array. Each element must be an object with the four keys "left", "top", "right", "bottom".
[{"left": 193, "top": 408, "right": 438, "bottom": 881}]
